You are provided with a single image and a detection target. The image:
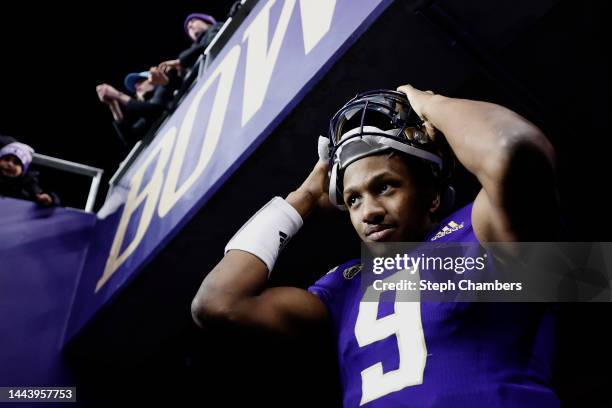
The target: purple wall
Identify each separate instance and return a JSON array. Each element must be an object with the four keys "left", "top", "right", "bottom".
[{"left": 0, "top": 197, "right": 95, "bottom": 386}]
